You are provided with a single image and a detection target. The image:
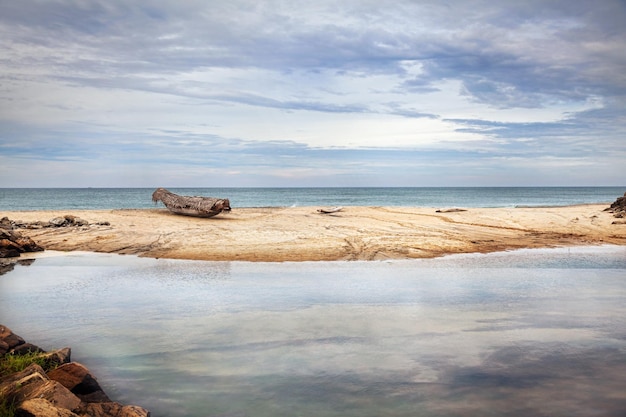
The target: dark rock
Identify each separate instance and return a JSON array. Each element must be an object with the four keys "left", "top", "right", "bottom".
[
  {"left": 76, "top": 390, "right": 113, "bottom": 404},
  {"left": 23, "top": 221, "right": 50, "bottom": 229},
  {"left": 11, "top": 343, "right": 46, "bottom": 355},
  {"left": 0, "top": 325, "right": 26, "bottom": 349},
  {"left": 0, "top": 217, "right": 12, "bottom": 229},
  {"left": 0, "top": 340, "right": 9, "bottom": 355},
  {"left": 40, "top": 347, "right": 72, "bottom": 368},
  {"left": 0, "top": 222, "right": 44, "bottom": 258},
  {"left": 0, "top": 243, "right": 21, "bottom": 258},
  {"left": 606, "top": 192, "right": 626, "bottom": 218},
  {"left": 49, "top": 217, "right": 68, "bottom": 227},
  {"left": 49, "top": 215, "right": 89, "bottom": 228},
  {"left": 48, "top": 362, "right": 111, "bottom": 402},
  {"left": 62, "top": 215, "right": 88, "bottom": 227}
]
